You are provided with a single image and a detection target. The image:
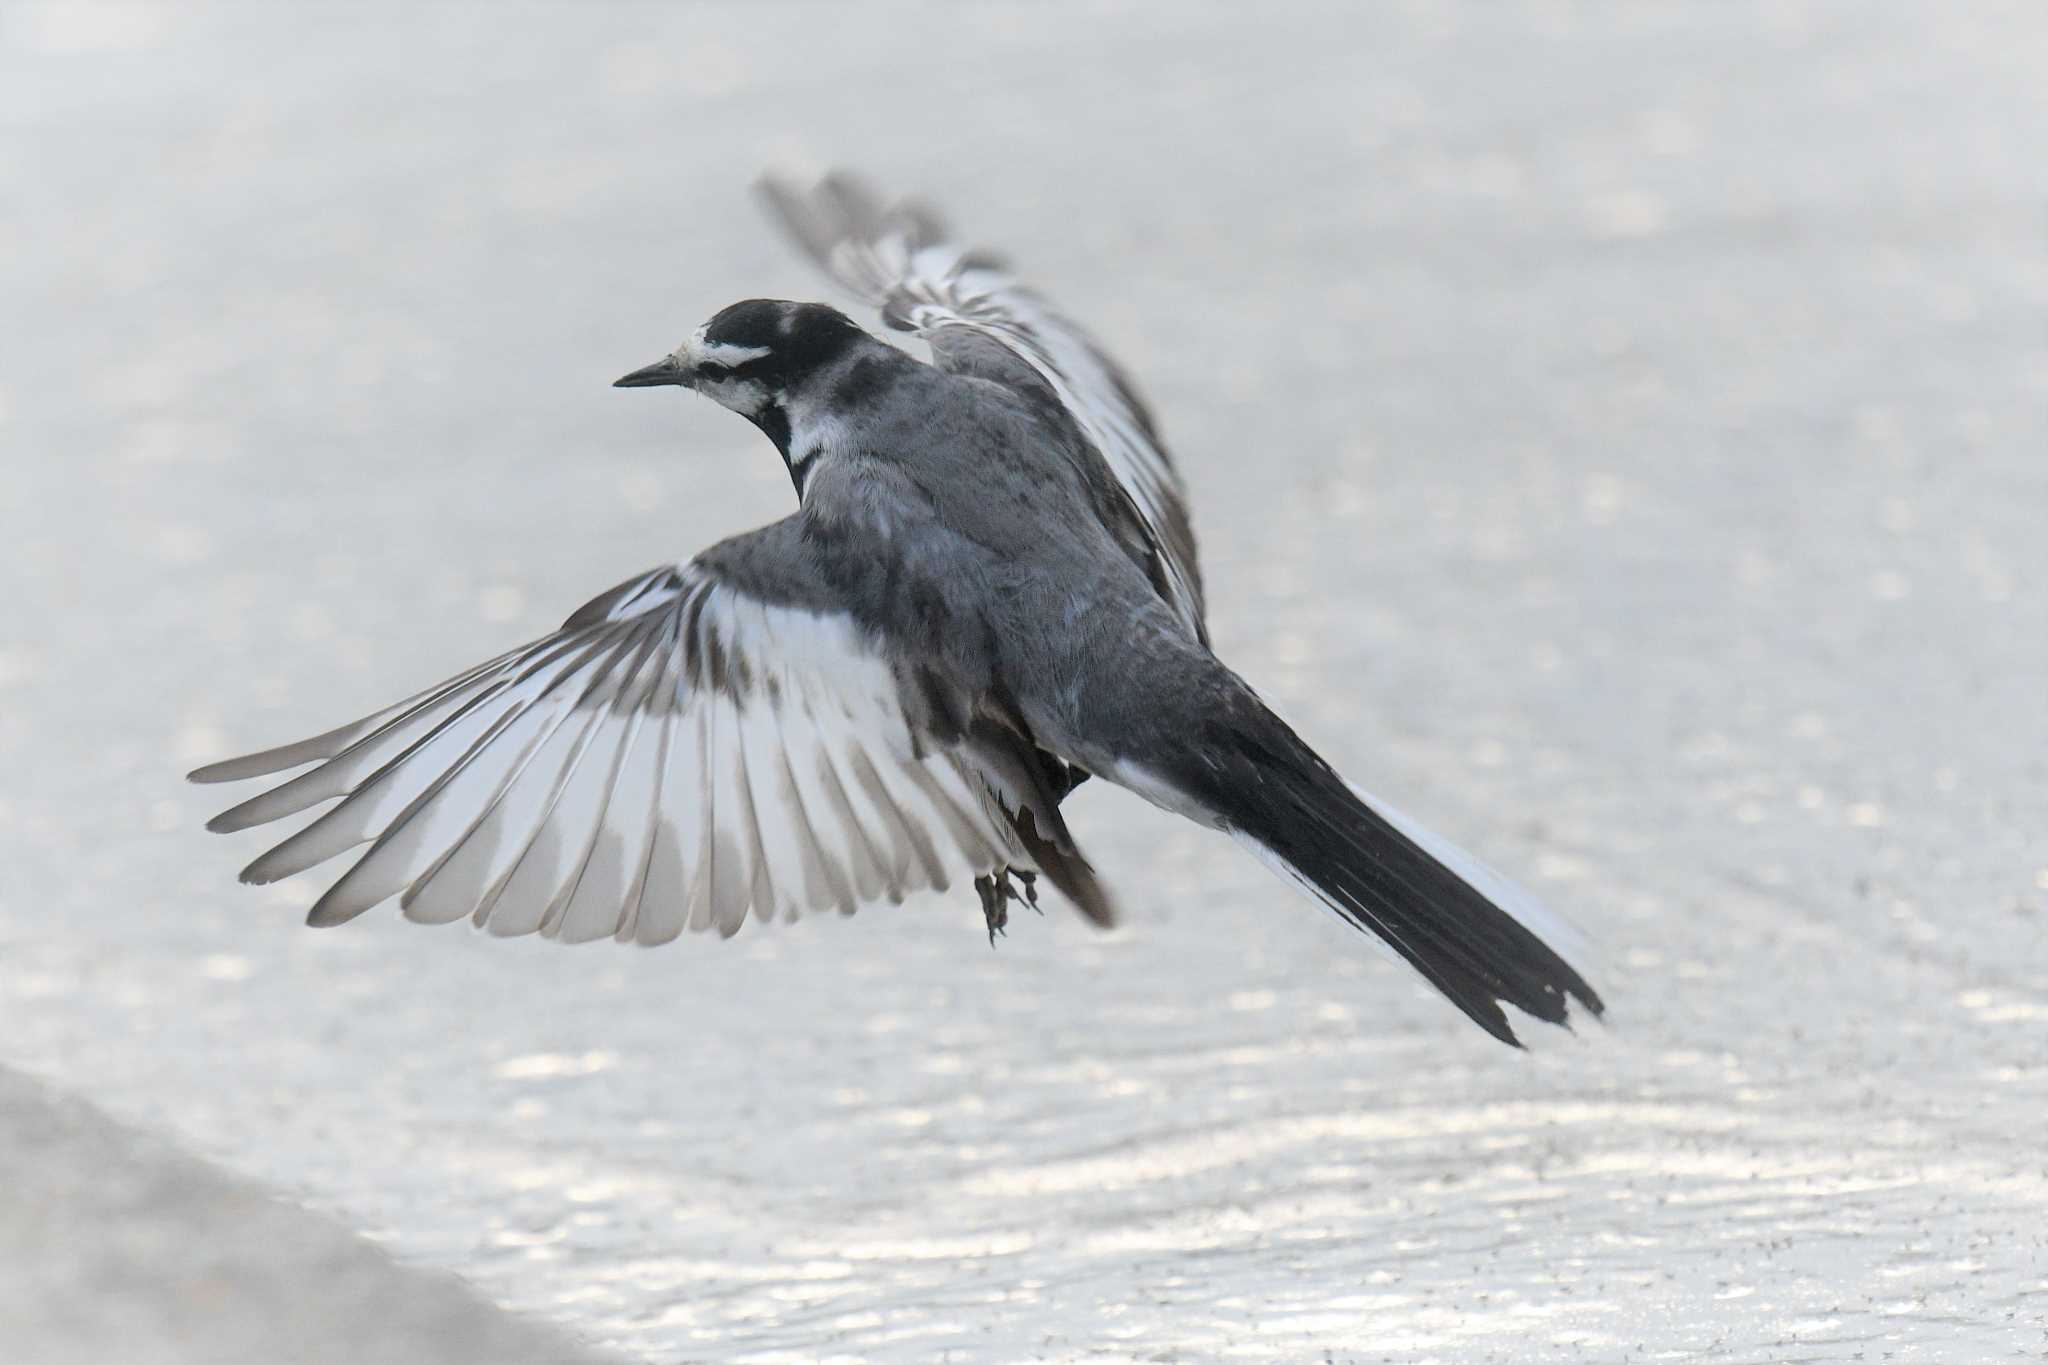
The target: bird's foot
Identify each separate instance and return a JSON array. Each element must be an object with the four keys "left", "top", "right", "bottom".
[
  {"left": 1011, "top": 867, "right": 1041, "bottom": 915},
  {"left": 975, "top": 867, "right": 1042, "bottom": 947},
  {"left": 976, "top": 874, "right": 1007, "bottom": 945}
]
